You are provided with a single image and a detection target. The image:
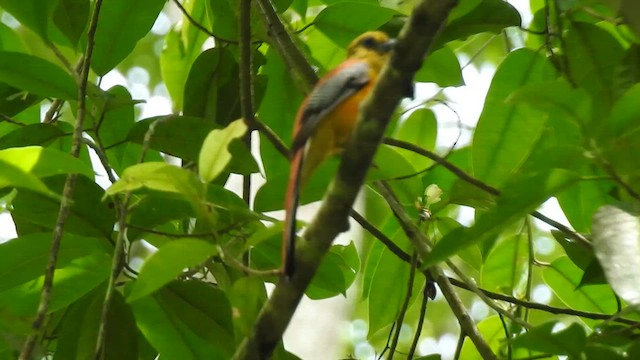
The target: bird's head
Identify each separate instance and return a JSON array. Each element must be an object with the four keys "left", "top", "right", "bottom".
[{"left": 346, "top": 31, "right": 395, "bottom": 69}]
